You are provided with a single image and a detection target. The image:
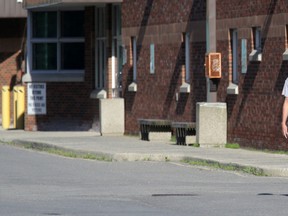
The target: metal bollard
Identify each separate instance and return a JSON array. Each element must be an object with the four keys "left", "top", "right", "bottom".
[
  {"left": 2, "top": 86, "right": 10, "bottom": 129},
  {"left": 13, "top": 86, "right": 25, "bottom": 129}
]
